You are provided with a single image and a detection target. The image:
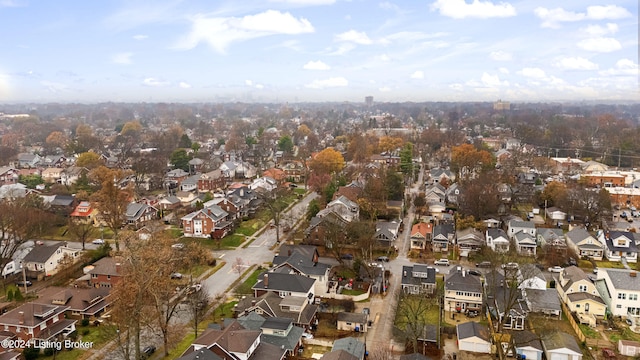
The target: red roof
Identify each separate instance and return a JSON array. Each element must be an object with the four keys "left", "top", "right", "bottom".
[{"left": 411, "top": 222, "right": 433, "bottom": 237}]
